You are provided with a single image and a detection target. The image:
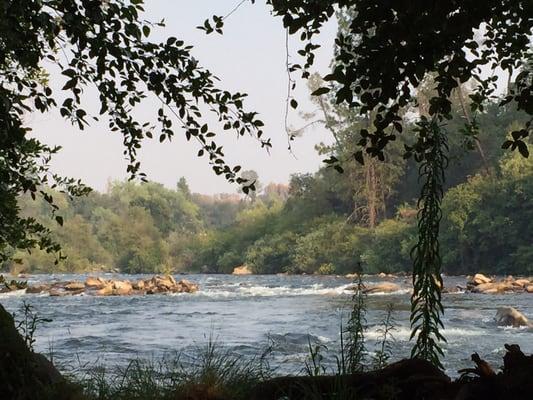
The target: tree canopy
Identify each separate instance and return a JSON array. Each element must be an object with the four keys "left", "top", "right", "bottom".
[
  {"left": 262, "top": 1, "right": 532, "bottom": 366},
  {"left": 1, "top": 0, "right": 268, "bottom": 262}
]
